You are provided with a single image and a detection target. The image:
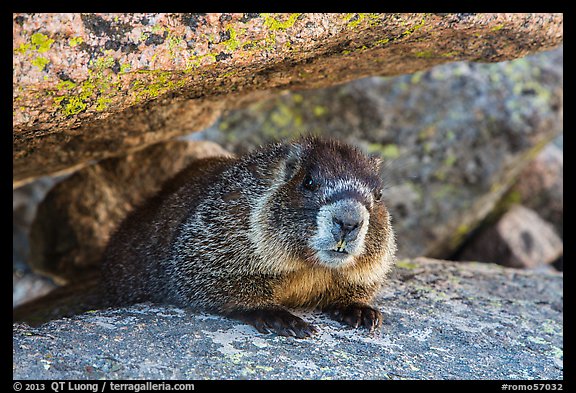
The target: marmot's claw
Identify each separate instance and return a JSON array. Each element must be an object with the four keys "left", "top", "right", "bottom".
[
  {"left": 327, "top": 303, "right": 382, "bottom": 332},
  {"left": 235, "top": 307, "right": 318, "bottom": 338}
]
